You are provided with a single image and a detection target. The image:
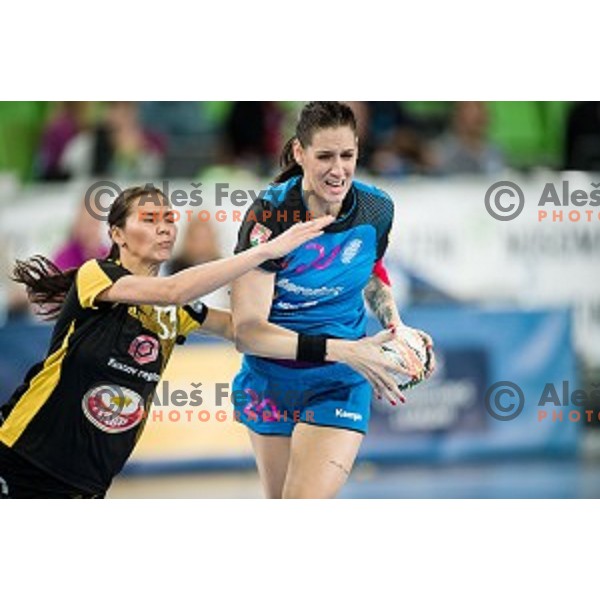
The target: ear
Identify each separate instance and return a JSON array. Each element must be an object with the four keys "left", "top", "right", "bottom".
[
  {"left": 292, "top": 139, "right": 304, "bottom": 166},
  {"left": 111, "top": 226, "right": 126, "bottom": 248}
]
